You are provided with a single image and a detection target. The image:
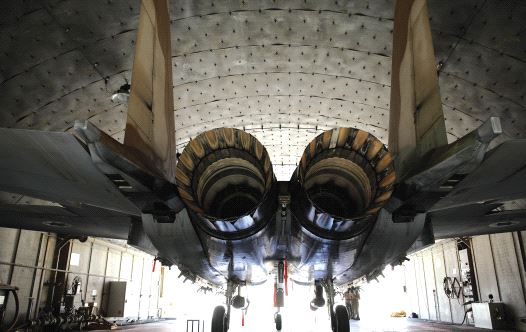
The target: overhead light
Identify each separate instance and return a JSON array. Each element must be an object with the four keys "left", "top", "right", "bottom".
[{"left": 111, "top": 83, "right": 131, "bottom": 104}]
